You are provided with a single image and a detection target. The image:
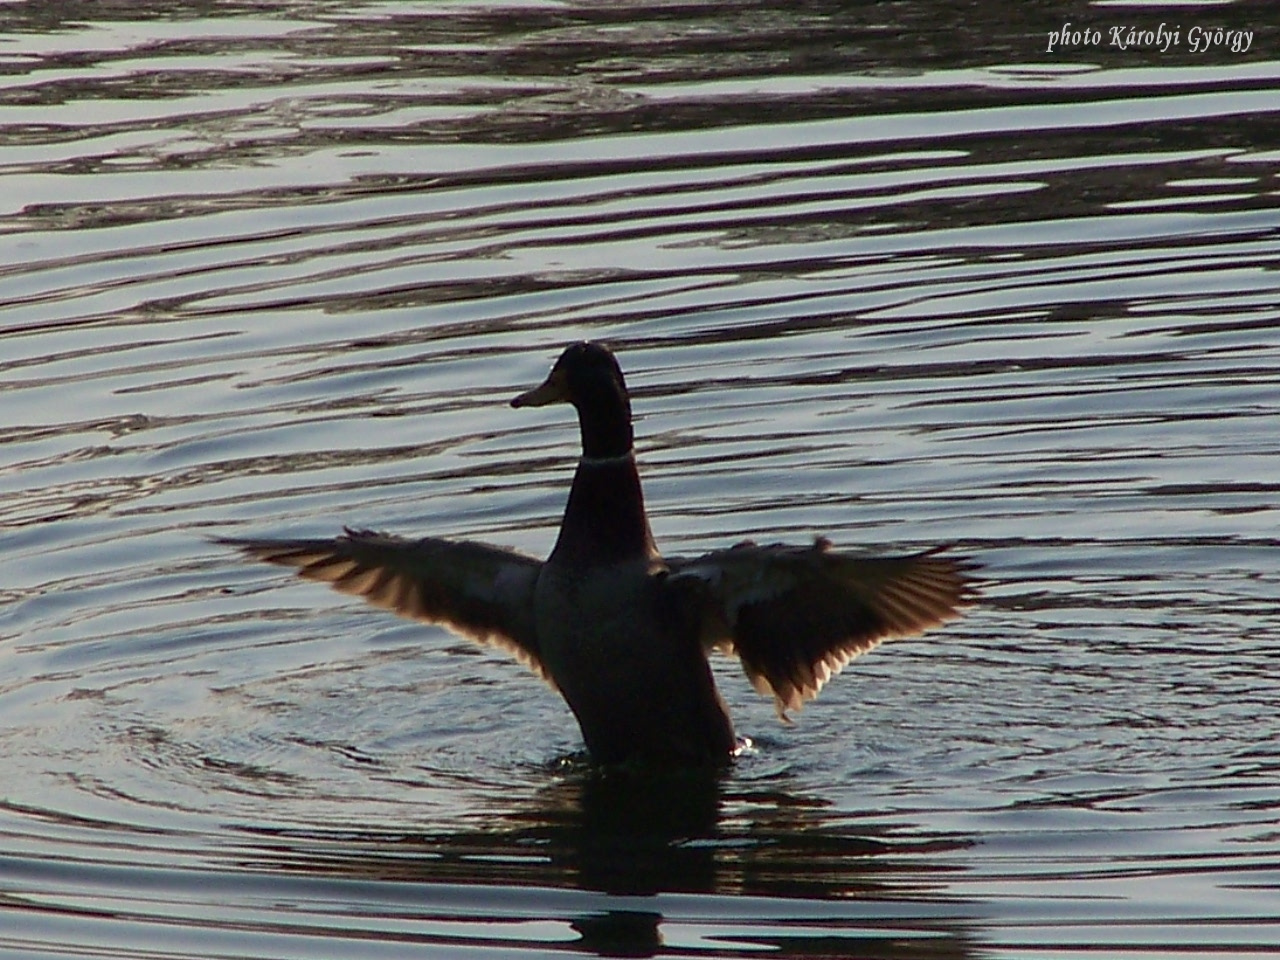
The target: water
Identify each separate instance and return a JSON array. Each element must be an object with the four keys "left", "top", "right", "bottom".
[{"left": 3, "top": 1, "right": 1280, "bottom": 956}]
